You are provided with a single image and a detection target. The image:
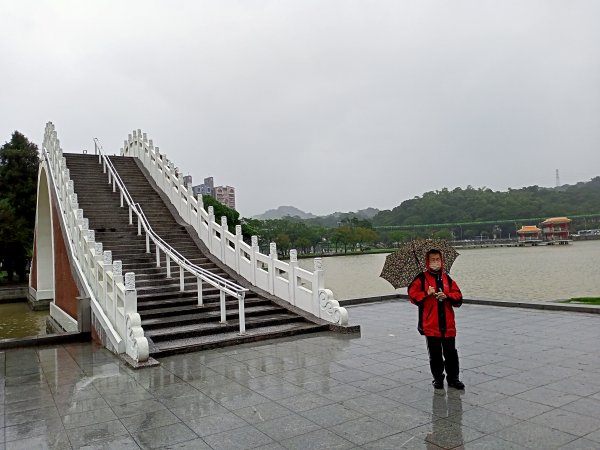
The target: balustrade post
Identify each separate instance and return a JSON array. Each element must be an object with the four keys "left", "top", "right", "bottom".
[
  {"left": 238, "top": 292, "right": 246, "bottom": 335},
  {"left": 146, "top": 233, "right": 150, "bottom": 253},
  {"left": 220, "top": 291, "right": 226, "bottom": 323},
  {"left": 156, "top": 245, "right": 160, "bottom": 268},
  {"left": 180, "top": 266, "right": 185, "bottom": 292},
  {"left": 166, "top": 254, "right": 171, "bottom": 278},
  {"left": 269, "top": 242, "right": 277, "bottom": 295},
  {"left": 197, "top": 277, "right": 203, "bottom": 306},
  {"left": 235, "top": 225, "right": 242, "bottom": 274},
  {"left": 207, "top": 206, "right": 216, "bottom": 256},
  {"left": 221, "top": 216, "right": 228, "bottom": 261},
  {"left": 250, "top": 236, "right": 259, "bottom": 285},
  {"left": 289, "top": 250, "right": 298, "bottom": 306},
  {"left": 113, "top": 260, "right": 123, "bottom": 323},
  {"left": 124, "top": 272, "right": 136, "bottom": 313},
  {"left": 313, "top": 258, "right": 325, "bottom": 317},
  {"left": 103, "top": 250, "right": 112, "bottom": 310},
  {"left": 196, "top": 194, "right": 204, "bottom": 237}
]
